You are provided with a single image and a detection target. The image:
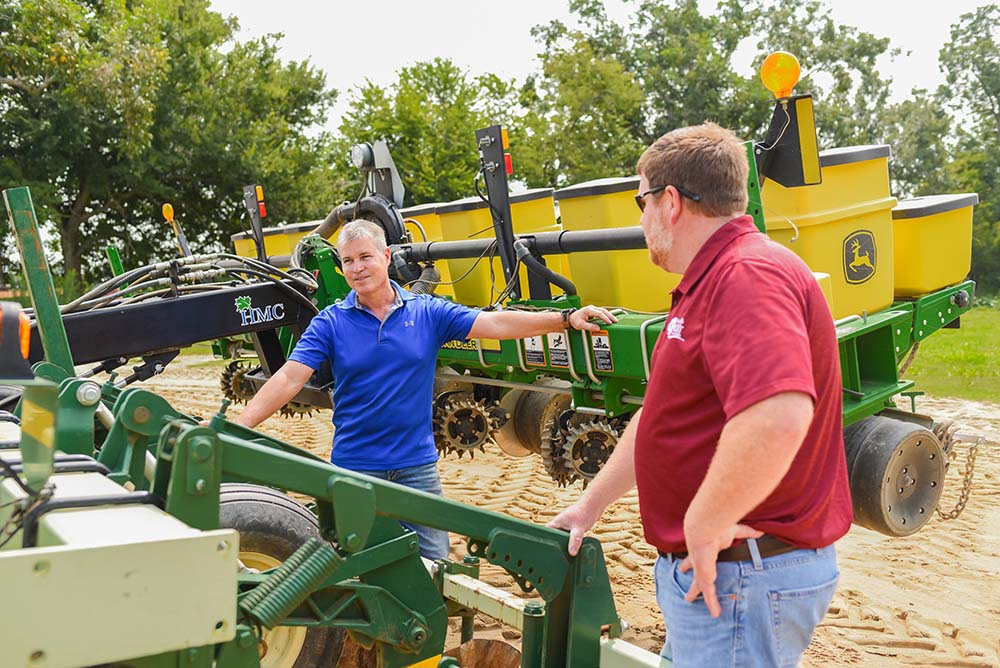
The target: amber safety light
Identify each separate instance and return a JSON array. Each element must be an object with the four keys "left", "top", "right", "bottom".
[{"left": 760, "top": 51, "right": 801, "bottom": 99}]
